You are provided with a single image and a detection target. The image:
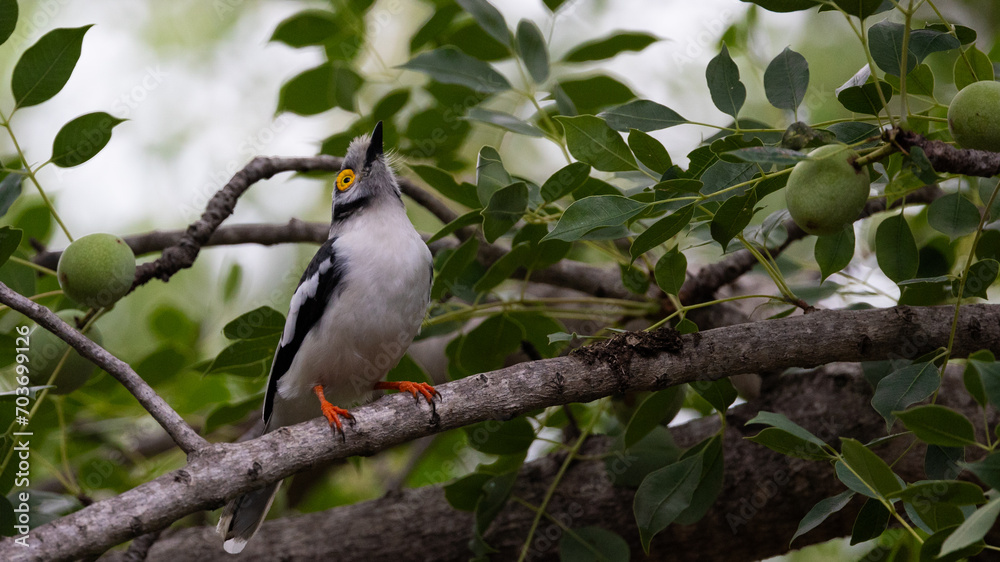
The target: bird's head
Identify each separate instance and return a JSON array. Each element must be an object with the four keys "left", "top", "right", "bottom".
[{"left": 331, "top": 121, "right": 400, "bottom": 222}]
